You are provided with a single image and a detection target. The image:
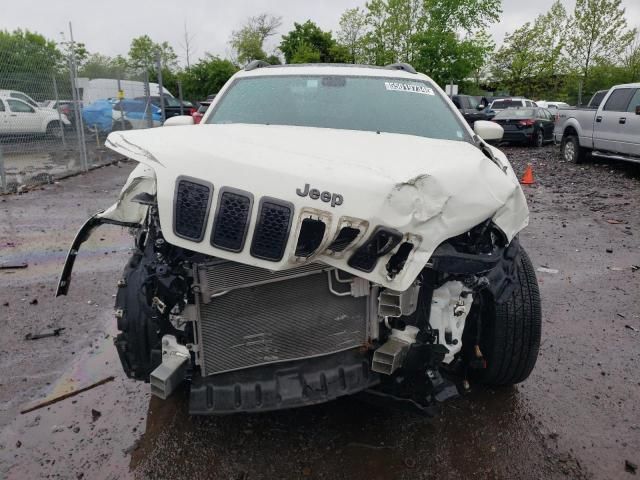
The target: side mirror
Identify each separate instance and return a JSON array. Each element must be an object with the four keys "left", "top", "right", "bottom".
[
  {"left": 164, "top": 115, "right": 194, "bottom": 127},
  {"left": 476, "top": 104, "right": 486, "bottom": 111},
  {"left": 636, "top": 105, "right": 640, "bottom": 115},
  {"left": 474, "top": 120, "right": 503, "bottom": 141}
]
